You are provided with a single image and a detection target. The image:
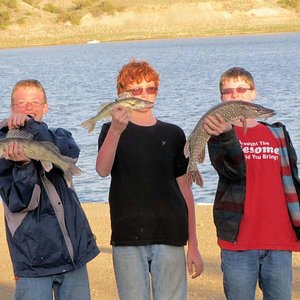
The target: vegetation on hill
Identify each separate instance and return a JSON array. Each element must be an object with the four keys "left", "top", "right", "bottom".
[{"left": 0, "top": 0, "right": 299, "bottom": 48}]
